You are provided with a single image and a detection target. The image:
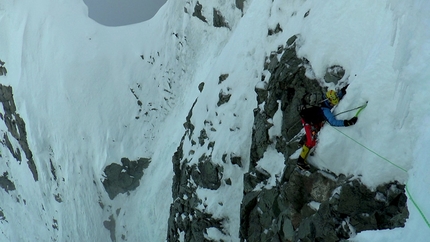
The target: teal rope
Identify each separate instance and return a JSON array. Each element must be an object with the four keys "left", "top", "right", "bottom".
[
  {"left": 406, "top": 182, "right": 430, "bottom": 228},
  {"left": 330, "top": 125, "right": 430, "bottom": 228},
  {"left": 332, "top": 127, "right": 407, "bottom": 172},
  {"left": 334, "top": 103, "right": 367, "bottom": 117}
]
